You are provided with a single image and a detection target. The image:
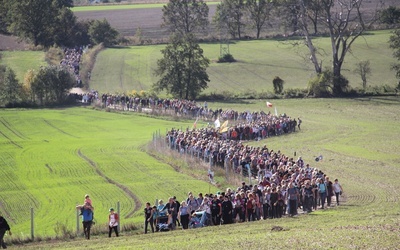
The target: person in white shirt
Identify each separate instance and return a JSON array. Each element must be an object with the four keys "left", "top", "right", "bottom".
[
  {"left": 108, "top": 208, "right": 119, "bottom": 237},
  {"left": 332, "top": 179, "right": 344, "bottom": 206}
]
